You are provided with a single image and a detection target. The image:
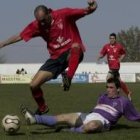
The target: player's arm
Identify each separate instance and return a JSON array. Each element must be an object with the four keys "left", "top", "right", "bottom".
[
  {"left": 96, "top": 54, "right": 104, "bottom": 64},
  {"left": 0, "top": 34, "right": 22, "bottom": 49},
  {"left": 119, "top": 44, "right": 126, "bottom": 62},
  {"left": 97, "top": 47, "right": 106, "bottom": 63},
  {"left": 85, "top": 0, "right": 98, "bottom": 14},
  {"left": 123, "top": 99, "right": 140, "bottom": 121},
  {"left": 97, "top": 54, "right": 104, "bottom": 61},
  {"left": 127, "top": 92, "right": 132, "bottom": 101},
  {"left": 119, "top": 54, "right": 125, "bottom": 62},
  {"left": 97, "top": 45, "right": 107, "bottom": 62},
  {"left": 62, "top": 0, "right": 97, "bottom": 20}
]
